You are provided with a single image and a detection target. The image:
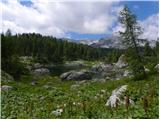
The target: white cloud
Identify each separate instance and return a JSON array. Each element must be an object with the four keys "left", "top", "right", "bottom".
[
  {"left": 112, "top": 13, "right": 159, "bottom": 40},
  {"left": 139, "top": 14, "right": 159, "bottom": 40},
  {"left": 1, "top": 0, "right": 121, "bottom": 37}
]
